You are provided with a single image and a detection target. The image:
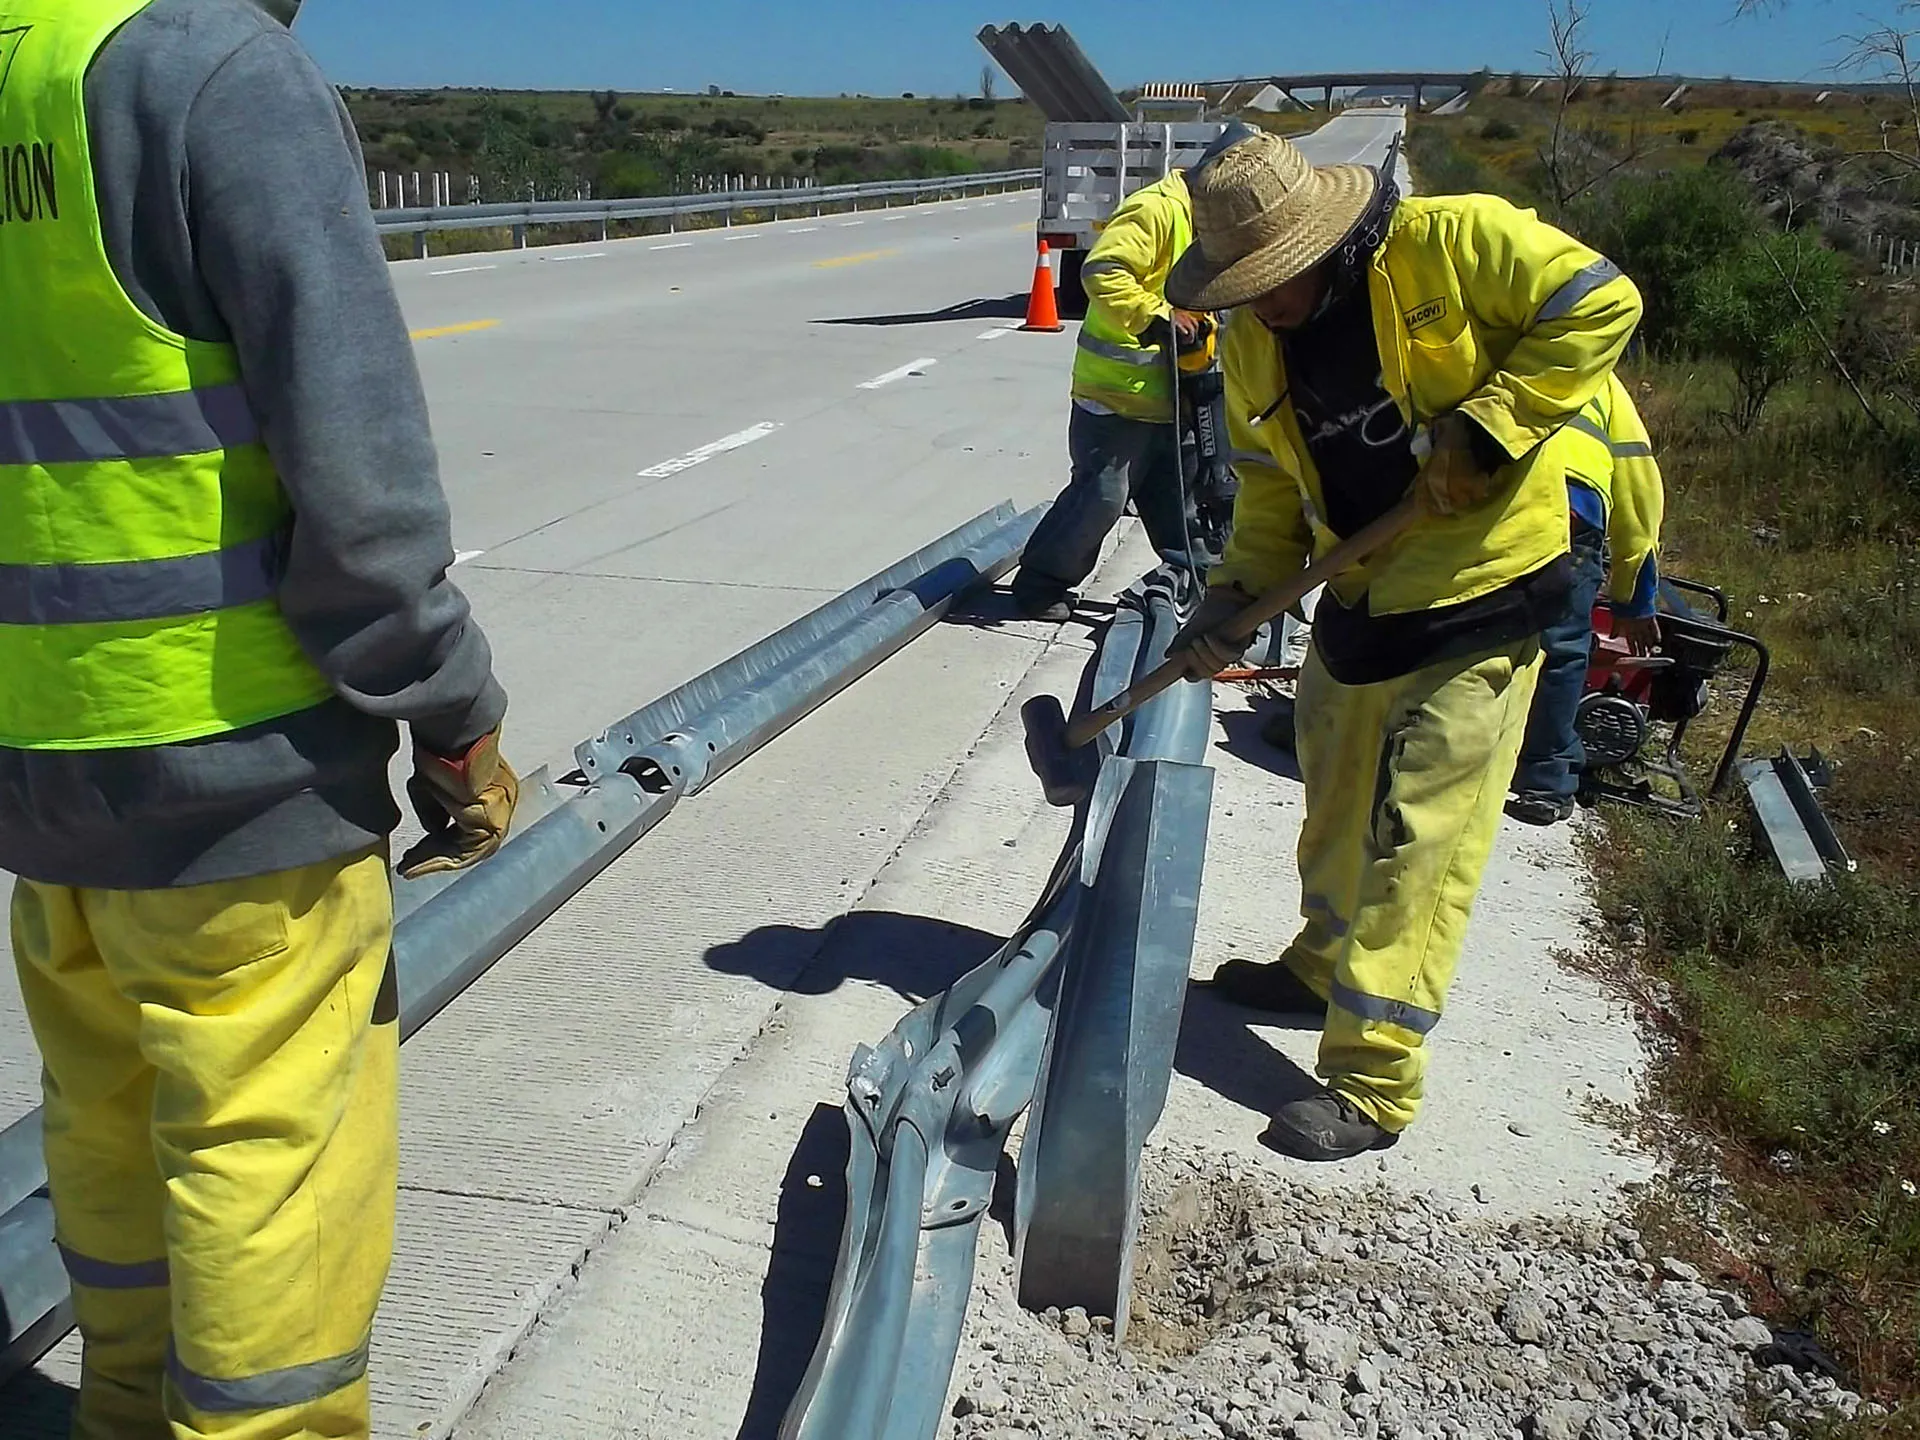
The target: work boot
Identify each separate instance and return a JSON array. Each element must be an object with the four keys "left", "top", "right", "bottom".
[
  {"left": 1207, "top": 958, "right": 1327, "bottom": 1017},
  {"left": 1505, "top": 792, "right": 1575, "bottom": 827},
  {"left": 1015, "top": 592, "right": 1076, "bottom": 623},
  {"left": 1263, "top": 1089, "right": 1398, "bottom": 1162}
]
